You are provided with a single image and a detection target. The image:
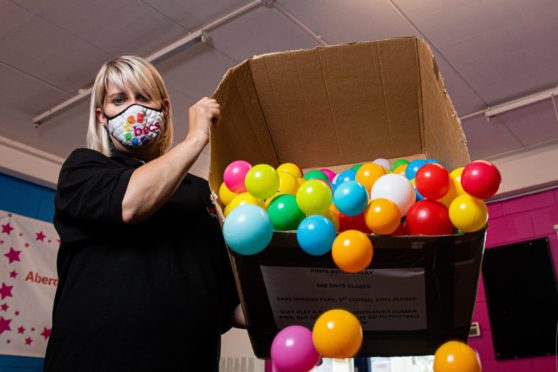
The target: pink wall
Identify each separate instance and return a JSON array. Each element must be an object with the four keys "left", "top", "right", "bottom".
[{"left": 468, "top": 188, "right": 558, "bottom": 372}]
